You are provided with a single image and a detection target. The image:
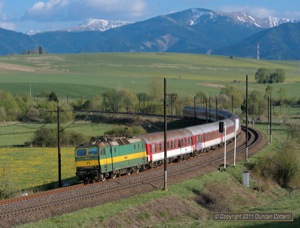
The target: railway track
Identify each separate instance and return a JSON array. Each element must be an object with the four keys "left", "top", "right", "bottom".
[{"left": 0, "top": 127, "right": 265, "bottom": 228}]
